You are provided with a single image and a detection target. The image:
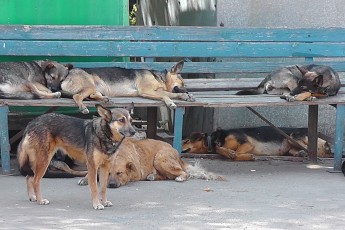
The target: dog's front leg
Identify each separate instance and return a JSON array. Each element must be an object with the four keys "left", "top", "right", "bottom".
[
  {"left": 86, "top": 160, "right": 104, "bottom": 210},
  {"left": 98, "top": 163, "right": 113, "bottom": 207}
]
